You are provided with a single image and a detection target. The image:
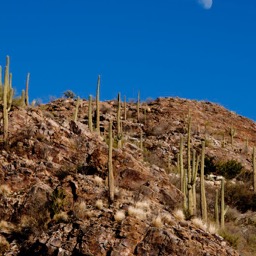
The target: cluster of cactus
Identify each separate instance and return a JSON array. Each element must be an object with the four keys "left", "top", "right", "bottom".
[
  {"left": 215, "top": 178, "right": 228, "bottom": 229},
  {"left": 179, "top": 115, "right": 202, "bottom": 218},
  {"left": 178, "top": 114, "right": 231, "bottom": 230}
]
